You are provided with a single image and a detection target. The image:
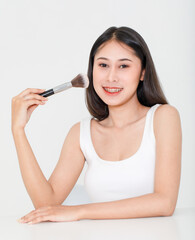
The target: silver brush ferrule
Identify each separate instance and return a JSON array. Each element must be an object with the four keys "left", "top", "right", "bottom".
[{"left": 53, "top": 82, "right": 72, "bottom": 94}]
